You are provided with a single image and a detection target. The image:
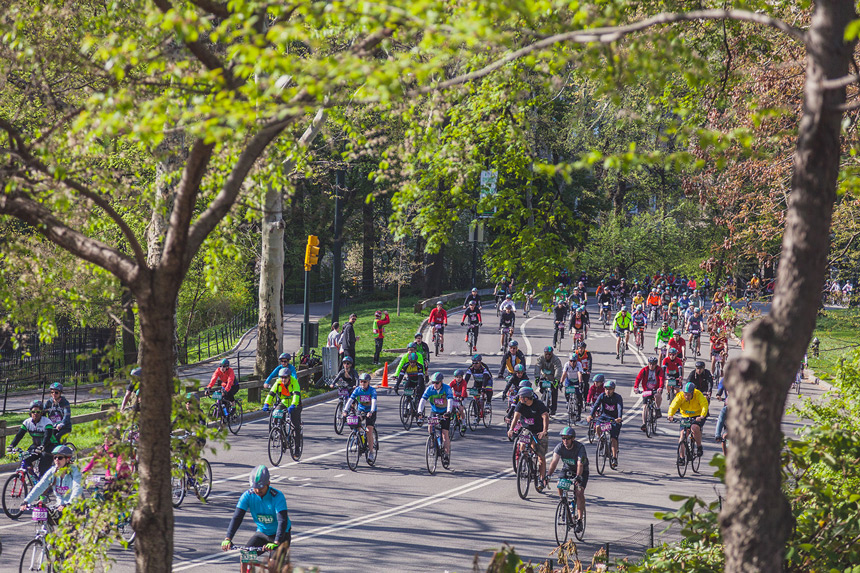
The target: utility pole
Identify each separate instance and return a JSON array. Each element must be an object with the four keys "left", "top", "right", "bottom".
[
  {"left": 331, "top": 170, "right": 345, "bottom": 325},
  {"left": 303, "top": 235, "right": 320, "bottom": 357}
]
